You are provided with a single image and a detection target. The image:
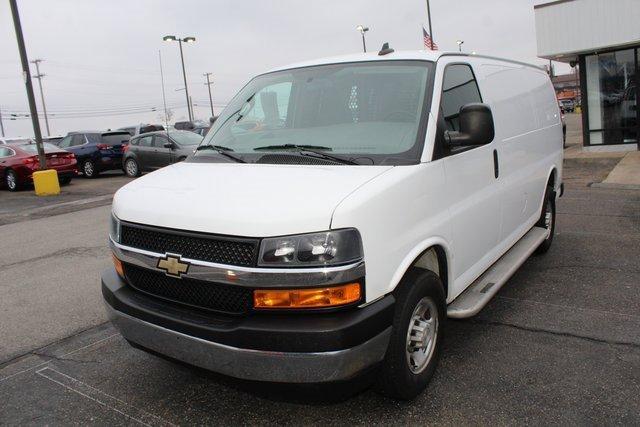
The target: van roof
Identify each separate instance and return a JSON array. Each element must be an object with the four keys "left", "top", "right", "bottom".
[{"left": 266, "top": 50, "right": 541, "bottom": 74}]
